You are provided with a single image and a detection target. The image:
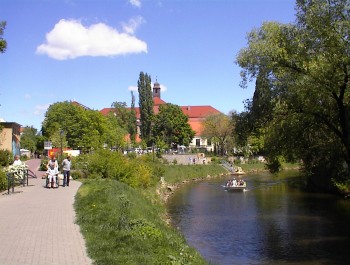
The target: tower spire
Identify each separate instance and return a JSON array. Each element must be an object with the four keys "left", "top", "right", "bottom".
[{"left": 153, "top": 78, "right": 161, "bottom": 98}]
